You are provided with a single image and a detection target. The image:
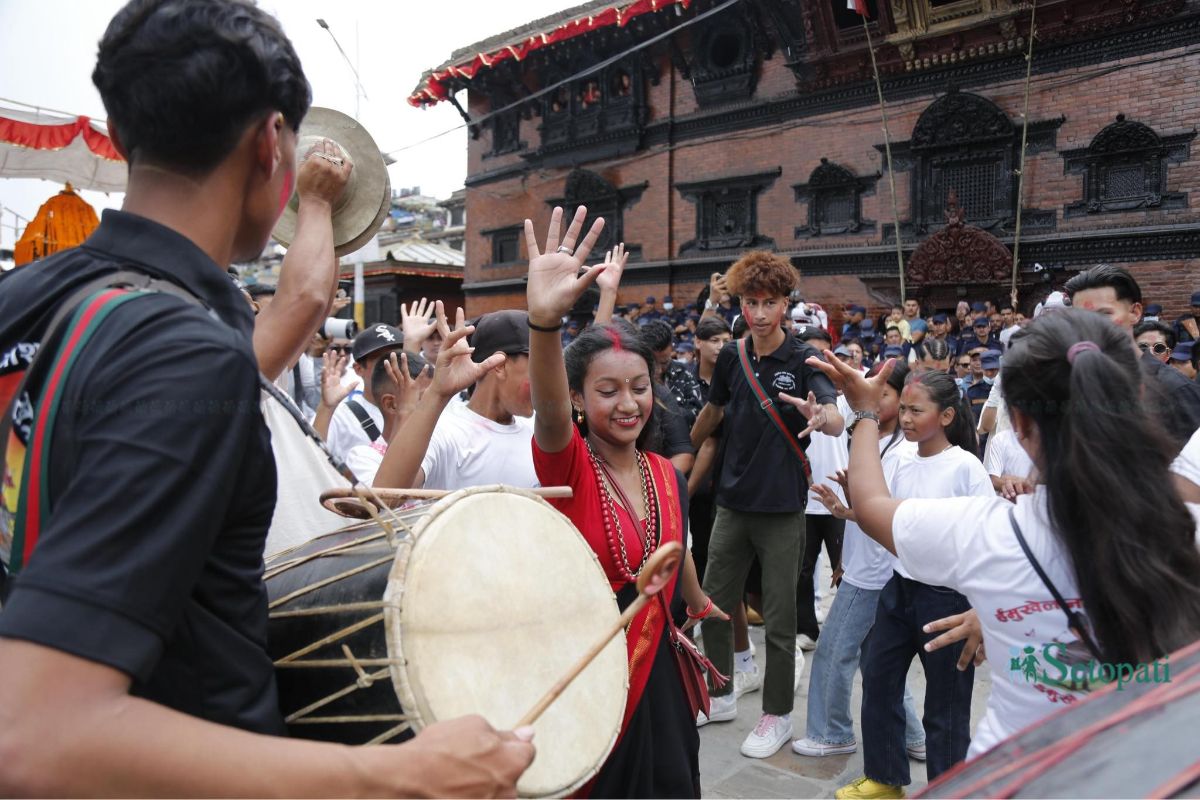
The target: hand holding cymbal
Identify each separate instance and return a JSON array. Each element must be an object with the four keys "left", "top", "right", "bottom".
[{"left": 516, "top": 542, "right": 683, "bottom": 728}]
